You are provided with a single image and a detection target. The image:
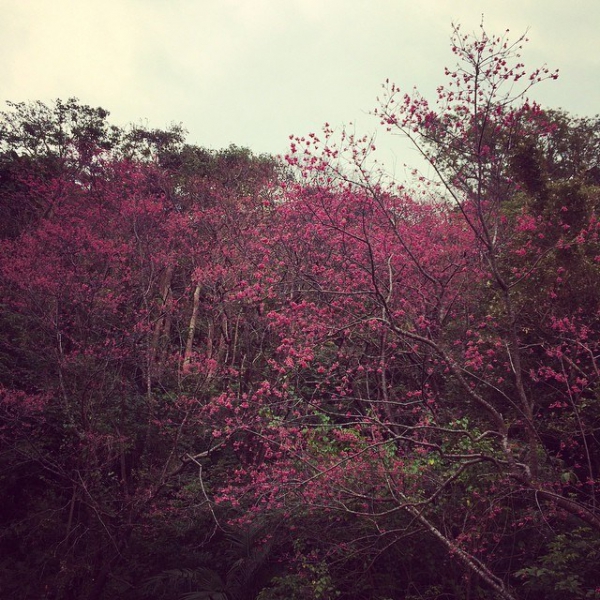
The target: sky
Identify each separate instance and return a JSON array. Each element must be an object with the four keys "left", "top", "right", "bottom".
[{"left": 2, "top": 0, "right": 599, "bottom": 172}]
